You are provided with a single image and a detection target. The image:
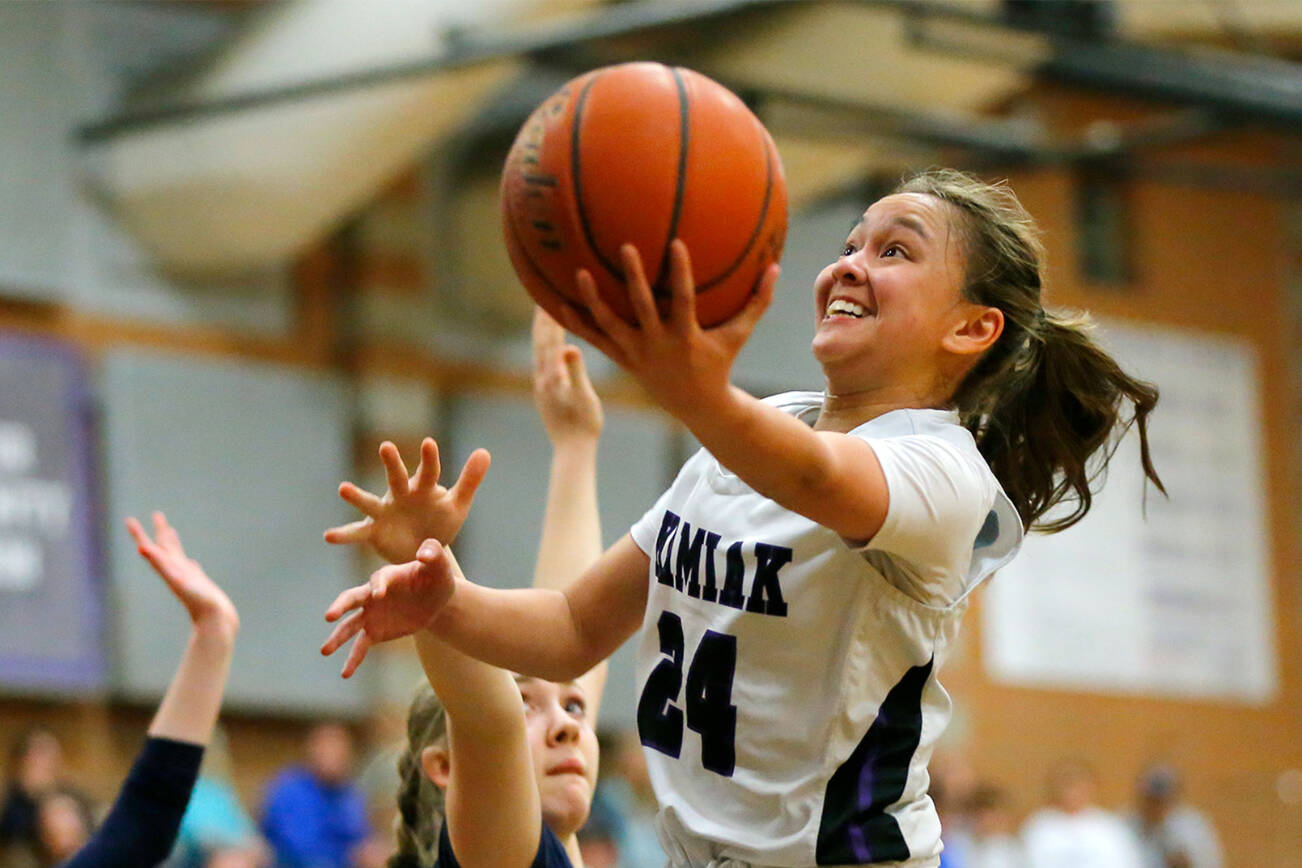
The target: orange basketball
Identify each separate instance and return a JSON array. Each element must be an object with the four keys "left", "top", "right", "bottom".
[{"left": 500, "top": 62, "right": 787, "bottom": 328}]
